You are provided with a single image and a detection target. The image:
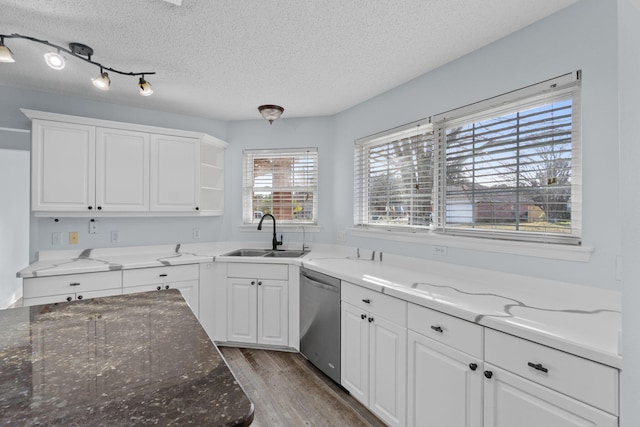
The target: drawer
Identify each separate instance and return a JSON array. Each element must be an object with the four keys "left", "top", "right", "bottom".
[
  {"left": 122, "top": 264, "right": 199, "bottom": 287},
  {"left": 23, "top": 271, "right": 122, "bottom": 299},
  {"left": 341, "top": 281, "right": 407, "bottom": 326},
  {"left": 485, "top": 328, "right": 619, "bottom": 415},
  {"left": 408, "top": 303, "right": 483, "bottom": 358},
  {"left": 226, "top": 263, "right": 288, "bottom": 280}
]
